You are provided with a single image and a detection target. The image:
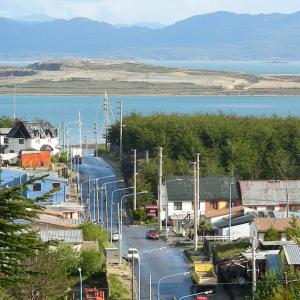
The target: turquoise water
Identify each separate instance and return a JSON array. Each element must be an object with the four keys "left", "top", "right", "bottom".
[
  {"left": 1, "top": 95, "right": 300, "bottom": 133},
  {"left": 142, "top": 59, "right": 300, "bottom": 75}
]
